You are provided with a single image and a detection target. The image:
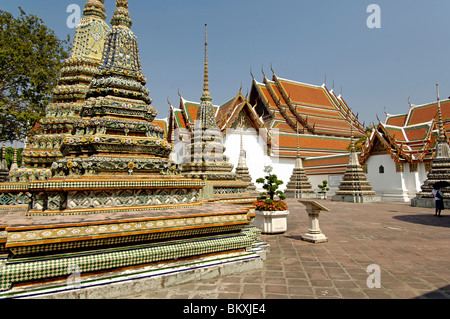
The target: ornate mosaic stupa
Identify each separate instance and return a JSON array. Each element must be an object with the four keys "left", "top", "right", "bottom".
[
  {"left": 412, "top": 84, "right": 450, "bottom": 207},
  {"left": 15, "top": 0, "right": 111, "bottom": 182},
  {"left": 181, "top": 25, "right": 250, "bottom": 200},
  {"left": 235, "top": 132, "right": 257, "bottom": 192},
  {"left": 0, "top": 143, "right": 9, "bottom": 182},
  {"left": 54, "top": 0, "right": 173, "bottom": 178},
  {"left": 284, "top": 127, "right": 314, "bottom": 198},
  {"left": 332, "top": 120, "right": 380, "bottom": 203}
]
